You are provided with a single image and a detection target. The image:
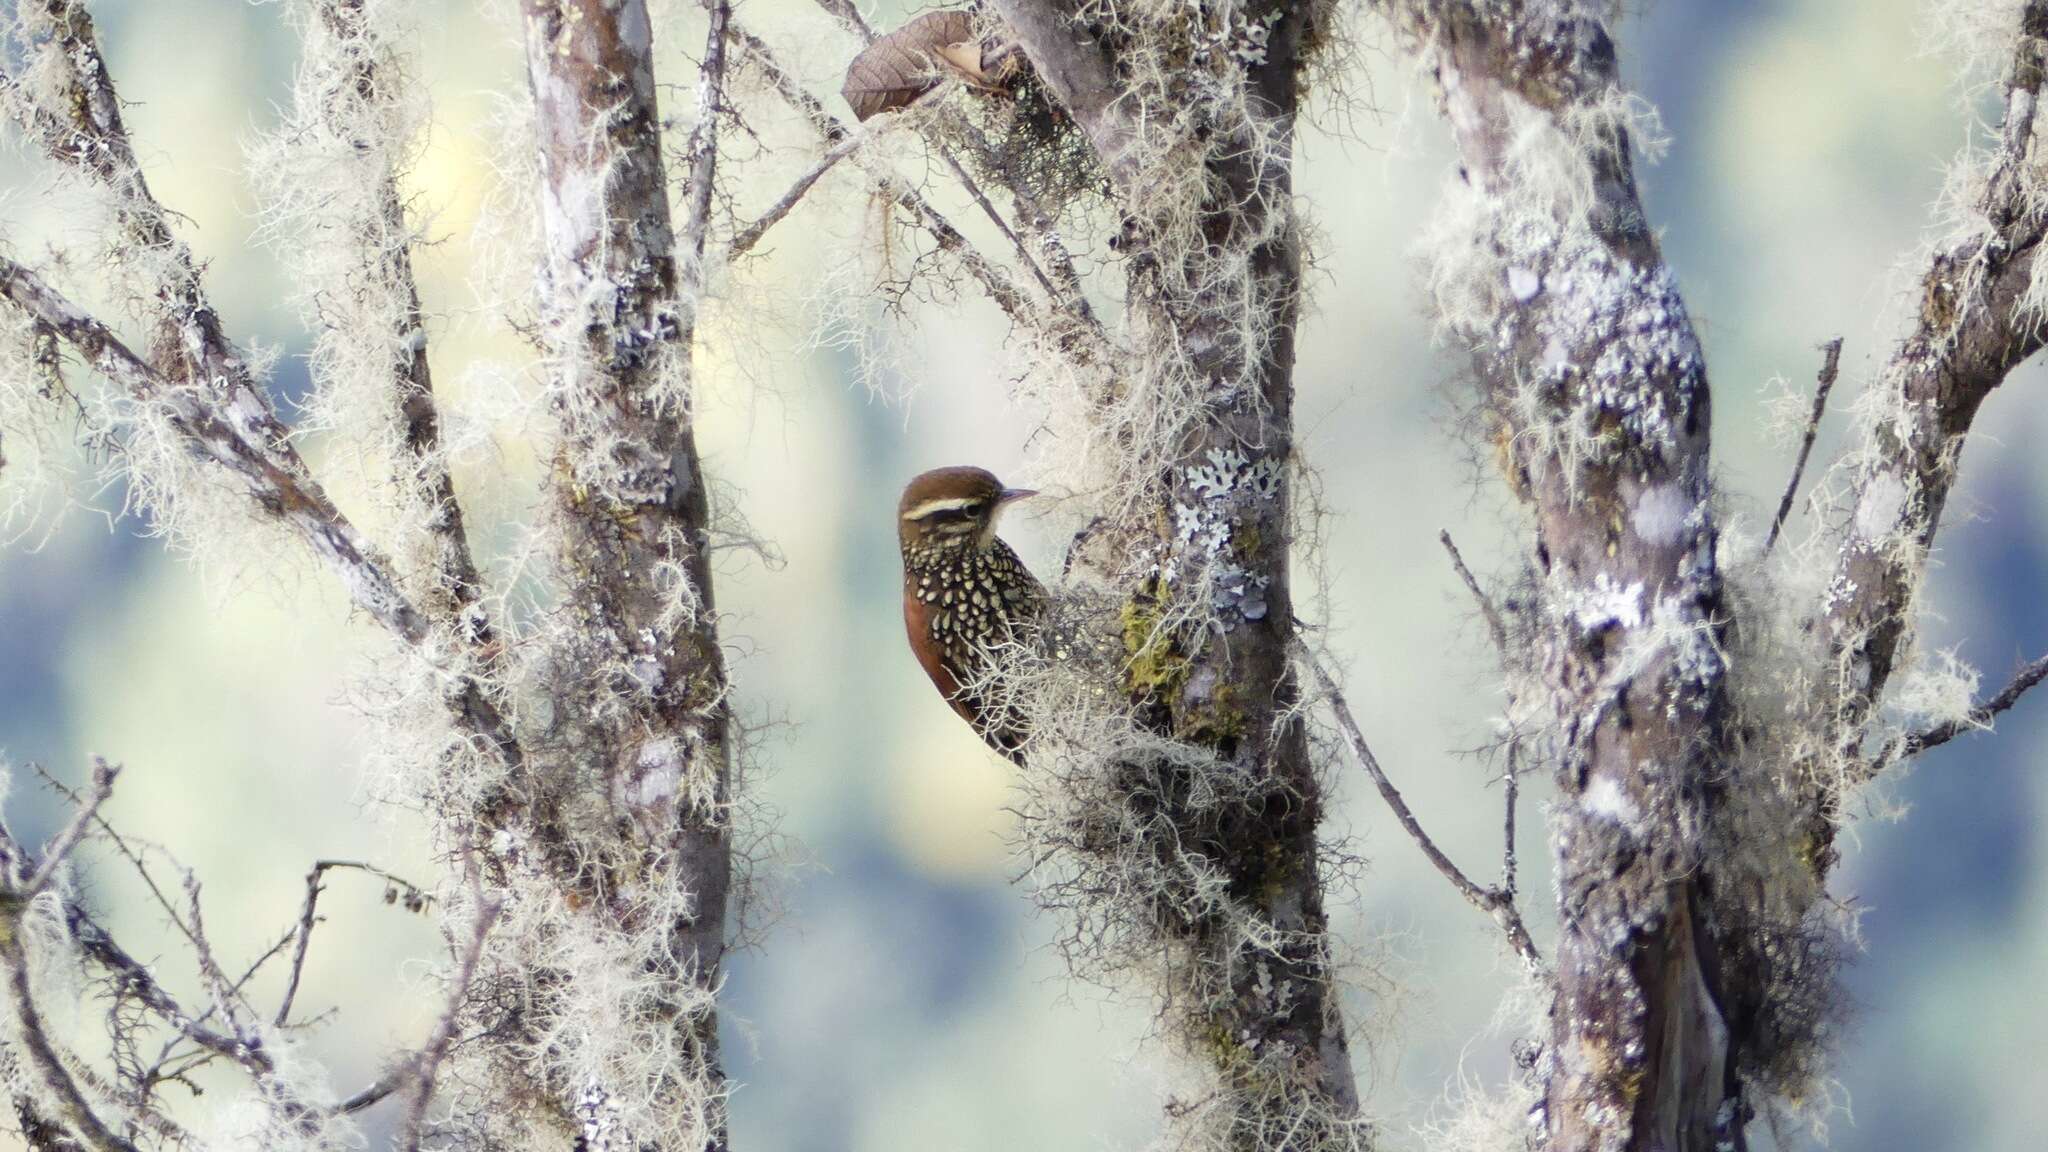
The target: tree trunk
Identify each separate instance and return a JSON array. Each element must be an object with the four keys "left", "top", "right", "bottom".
[{"left": 513, "top": 1, "right": 735, "bottom": 1147}]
